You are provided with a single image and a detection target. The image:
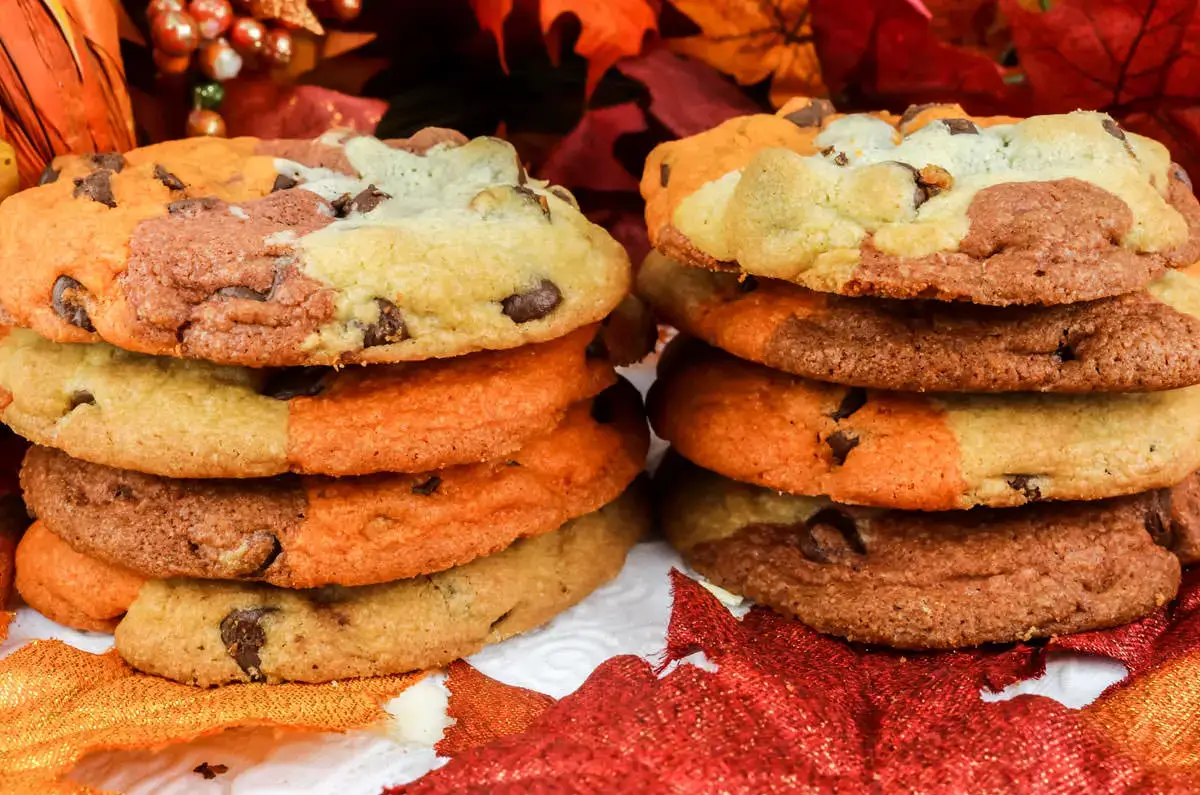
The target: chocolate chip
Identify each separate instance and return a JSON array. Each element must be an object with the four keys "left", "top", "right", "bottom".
[
  {"left": 514, "top": 185, "right": 551, "bottom": 218},
  {"left": 1172, "top": 163, "right": 1192, "bottom": 191},
  {"left": 501, "top": 280, "right": 562, "bottom": 323},
  {"left": 585, "top": 330, "right": 609, "bottom": 360},
  {"left": 799, "top": 507, "right": 866, "bottom": 564},
  {"left": 826, "top": 430, "right": 859, "bottom": 465},
  {"left": 113, "top": 484, "right": 134, "bottom": 500},
  {"left": 660, "top": 161, "right": 671, "bottom": 187},
  {"left": 152, "top": 164, "right": 185, "bottom": 191},
  {"left": 272, "top": 174, "right": 298, "bottom": 192},
  {"left": 506, "top": 460, "right": 521, "bottom": 467},
  {"left": 330, "top": 193, "right": 353, "bottom": 217},
  {"left": 590, "top": 390, "right": 614, "bottom": 424},
  {"left": 1101, "top": 118, "right": 1127, "bottom": 141},
  {"left": 362, "top": 298, "right": 409, "bottom": 347},
  {"left": 489, "top": 608, "right": 515, "bottom": 633},
  {"left": 51, "top": 275, "right": 95, "bottom": 332},
  {"left": 820, "top": 146, "right": 849, "bottom": 166},
  {"left": 214, "top": 286, "right": 269, "bottom": 302},
  {"left": 1053, "top": 340, "right": 1075, "bottom": 363},
  {"left": 412, "top": 475, "right": 442, "bottom": 496},
  {"left": 1007, "top": 475, "right": 1042, "bottom": 501},
  {"left": 261, "top": 367, "right": 332, "bottom": 400},
  {"left": 219, "top": 607, "right": 274, "bottom": 682},
  {"left": 193, "top": 763, "right": 228, "bottom": 780},
  {"left": 72, "top": 171, "right": 116, "bottom": 207},
  {"left": 87, "top": 153, "right": 126, "bottom": 172},
  {"left": 168, "top": 197, "right": 219, "bottom": 215},
  {"left": 738, "top": 275, "right": 759, "bottom": 294},
  {"left": 350, "top": 184, "right": 390, "bottom": 214},
  {"left": 784, "top": 98, "right": 835, "bottom": 128},
  {"left": 829, "top": 387, "right": 867, "bottom": 421},
  {"left": 940, "top": 118, "right": 979, "bottom": 135},
  {"left": 245, "top": 533, "right": 283, "bottom": 577},
  {"left": 899, "top": 102, "right": 941, "bottom": 126},
  {"left": 1145, "top": 493, "right": 1176, "bottom": 549},
  {"left": 890, "top": 161, "right": 949, "bottom": 208},
  {"left": 68, "top": 390, "right": 95, "bottom": 410},
  {"left": 37, "top": 163, "right": 60, "bottom": 185},
  {"left": 548, "top": 186, "right": 578, "bottom": 208}
]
